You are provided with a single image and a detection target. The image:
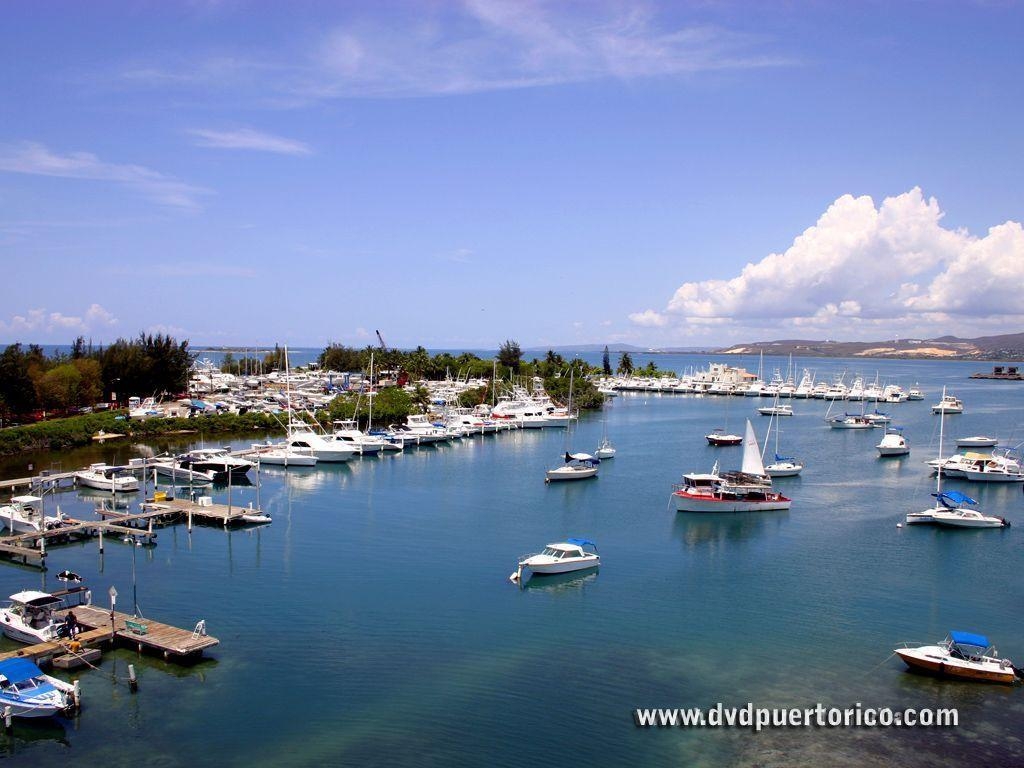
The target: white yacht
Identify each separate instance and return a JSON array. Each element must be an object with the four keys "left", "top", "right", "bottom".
[
  {"left": 0, "top": 496, "right": 64, "bottom": 534},
  {"left": 932, "top": 393, "right": 964, "bottom": 414},
  {"left": 395, "top": 414, "right": 450, "bottom": 444},
  {"left": 75, "top": 463, "right": 140, "bottom": 493},
  {"left": 285, "top": 422, "right": 356, "bottom": 462},
  {"left": 510, "top": 539, "right": 600, "bottom": 583},
  {"left": 876, "top": 428, "right": 910, "bottom": 456},
  {"left": 252, "top": 443, "right": 317, "bottom": 467},
  {"left": 0, "top": 590, "right": 75, "bottom": 644},
  {"left": 955, "top": 436, "right": 999, "bottom": 449},
  {"left": 178, "top": 448, "right": 254, "bottom": 479},
  {"left": 932, "top": 506, "right": 1011, "bottom": 528},
  {"left": 327, "top": 420, "right": 398, "bottom": 454}
]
